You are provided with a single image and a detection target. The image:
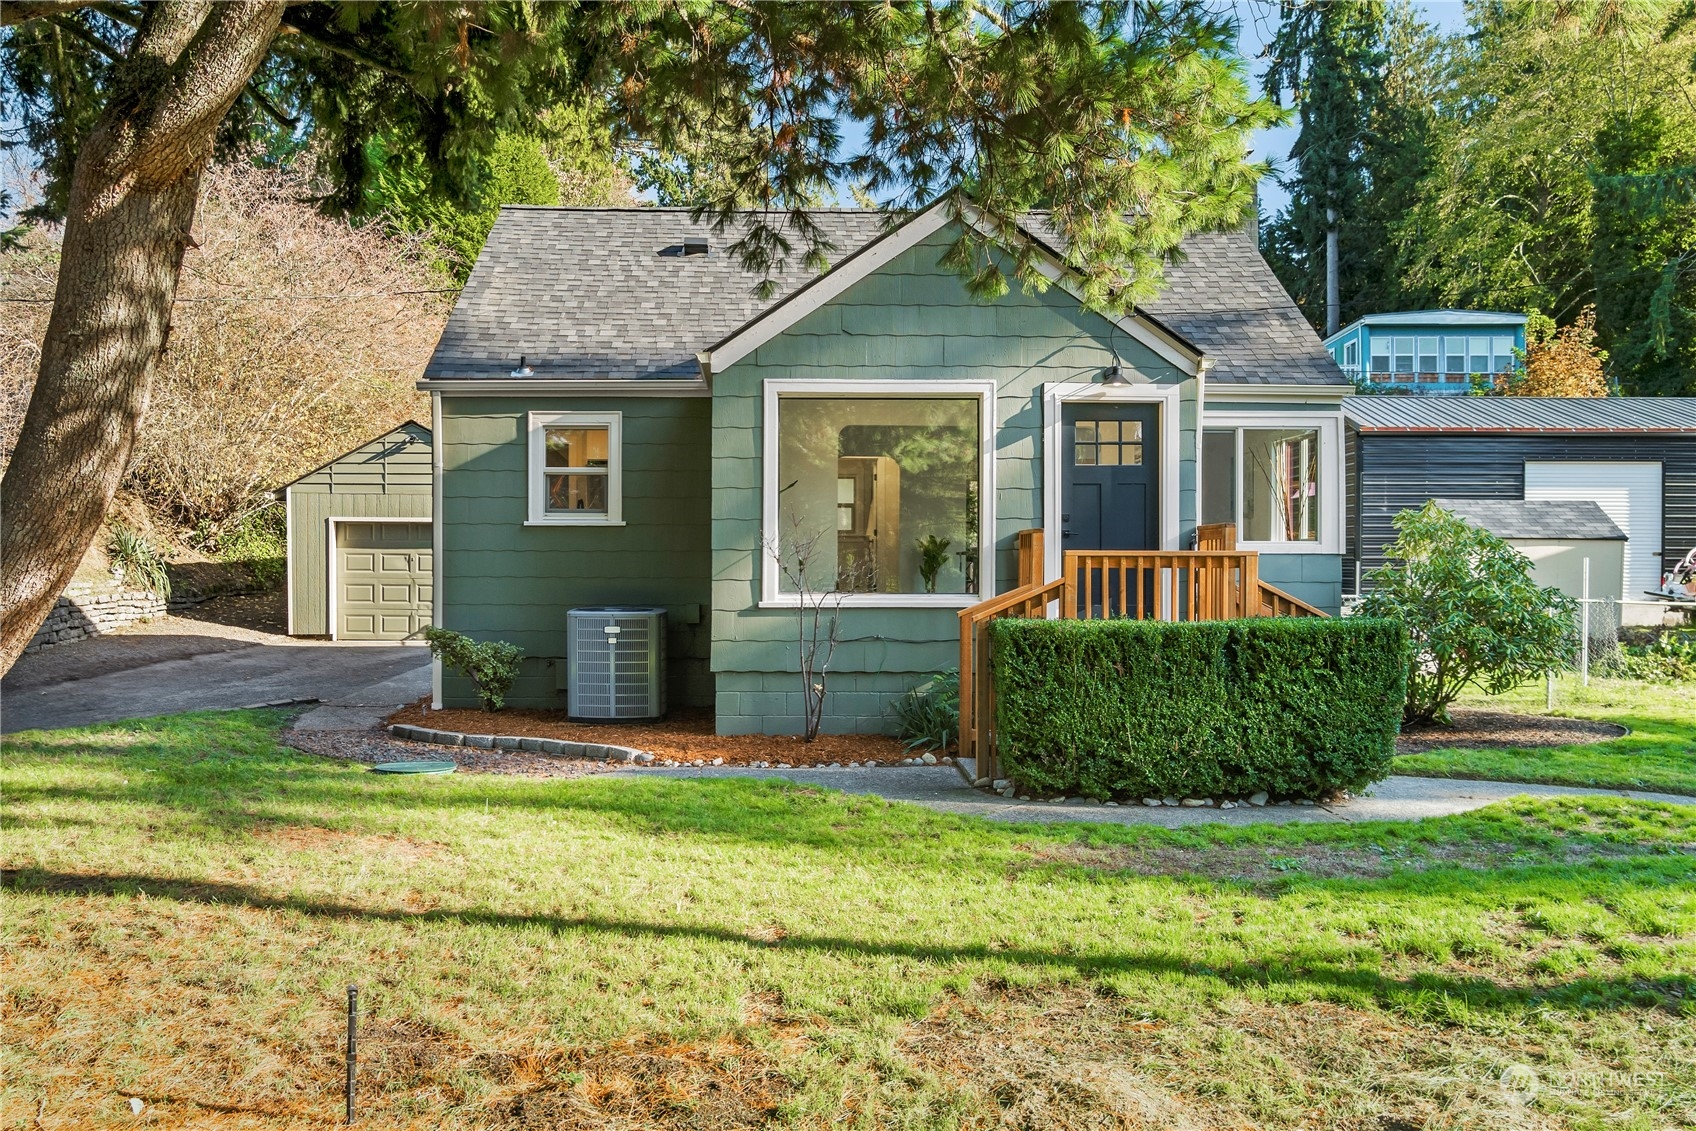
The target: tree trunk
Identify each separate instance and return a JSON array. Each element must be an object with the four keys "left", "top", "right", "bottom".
[
  {"left": 1324, "top": 206, "right": 1340, "bottom": 337},
  {"left": 0, "top": 1, "right": 284, "bottom": 673}
]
